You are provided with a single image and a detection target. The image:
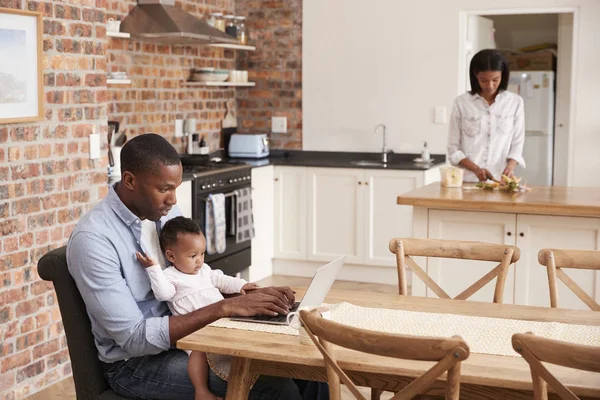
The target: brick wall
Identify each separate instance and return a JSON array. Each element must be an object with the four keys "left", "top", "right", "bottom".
[
  {"left": 0, "top": 0, "right": 108, "bottom": 398},
  {"left": 235, "top": 0, "right": 302, "bottom": 149},
  {"left": 106, "top": 0, "right": 238, "bottom": 152}
]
